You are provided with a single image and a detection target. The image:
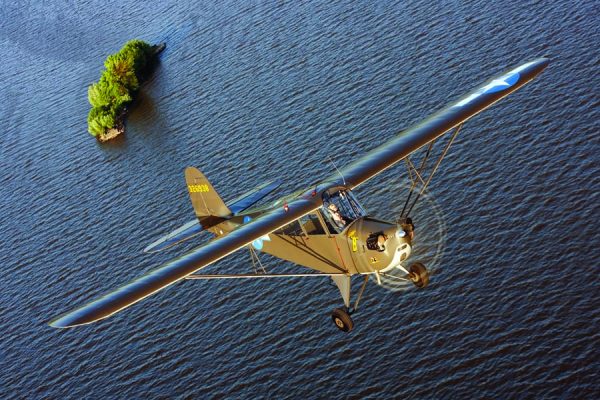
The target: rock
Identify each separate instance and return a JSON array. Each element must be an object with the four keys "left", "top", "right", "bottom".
[
  {"left": 152, "top": 42, "right": 166, "bottom": 55},
  {"left": 98, "top": 126, "right": 124, "bottom": 142}
]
